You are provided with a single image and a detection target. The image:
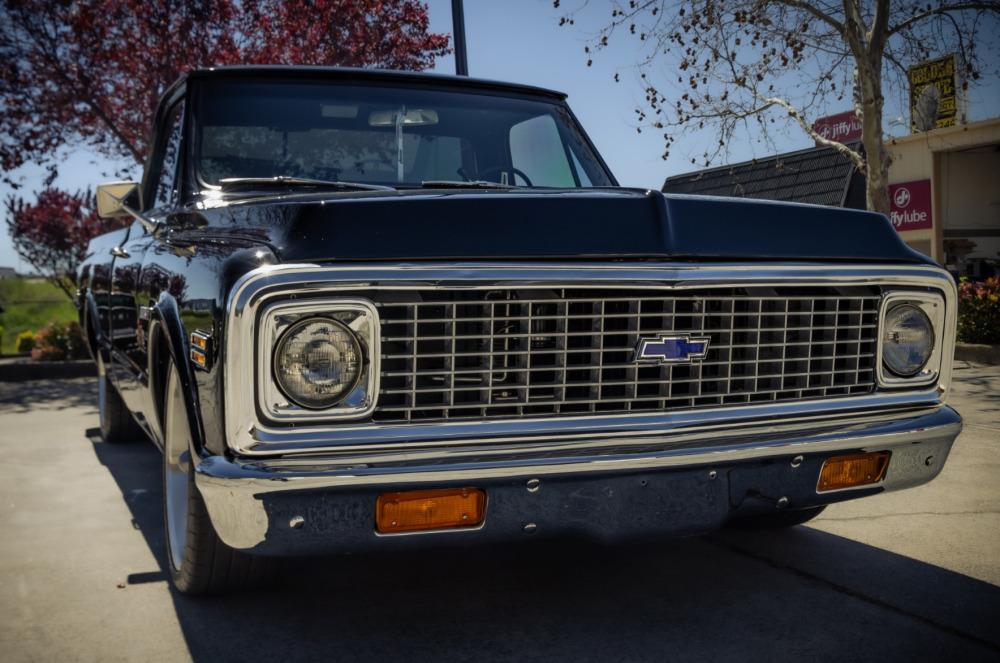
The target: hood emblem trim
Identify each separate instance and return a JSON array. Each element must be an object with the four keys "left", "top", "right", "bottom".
[{"left": 634, "top": 335, "right": 710, "bottom": 364}]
